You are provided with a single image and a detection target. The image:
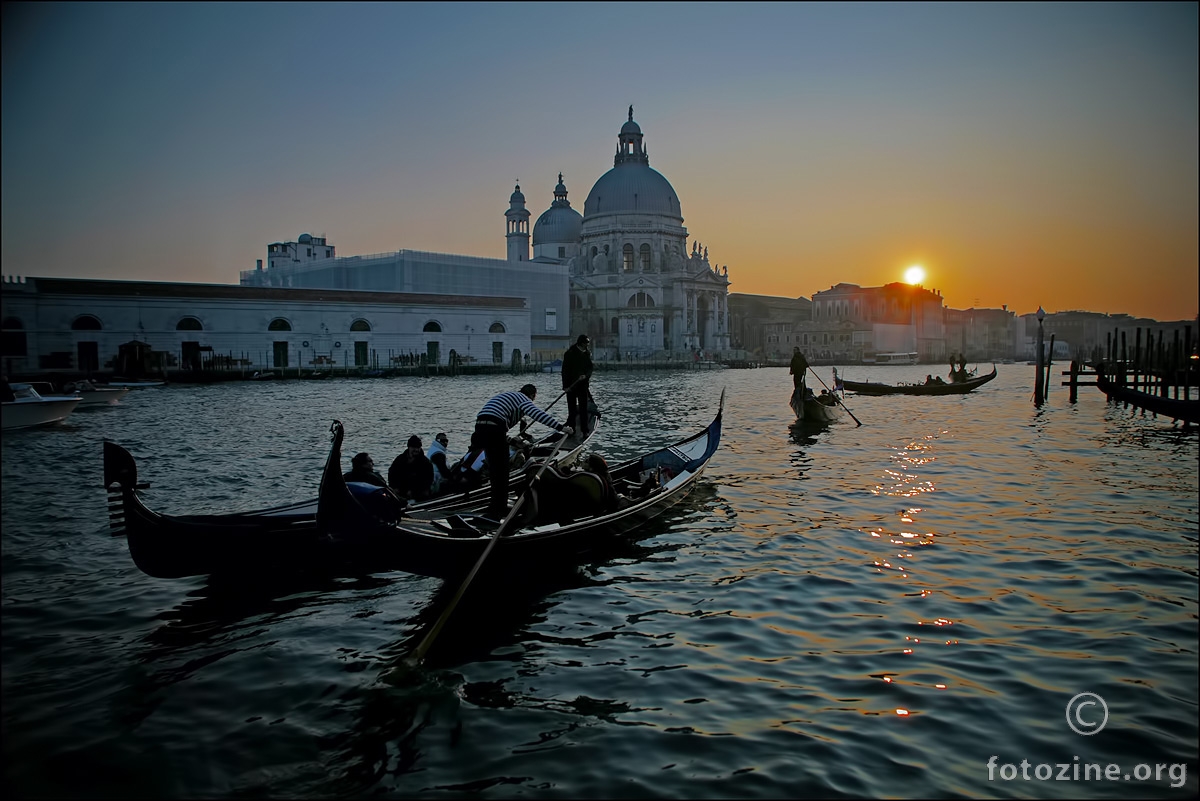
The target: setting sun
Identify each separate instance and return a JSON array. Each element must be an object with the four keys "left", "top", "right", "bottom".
[{"left": 904, "top": 265, "right": 926, "bottom": 285}]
